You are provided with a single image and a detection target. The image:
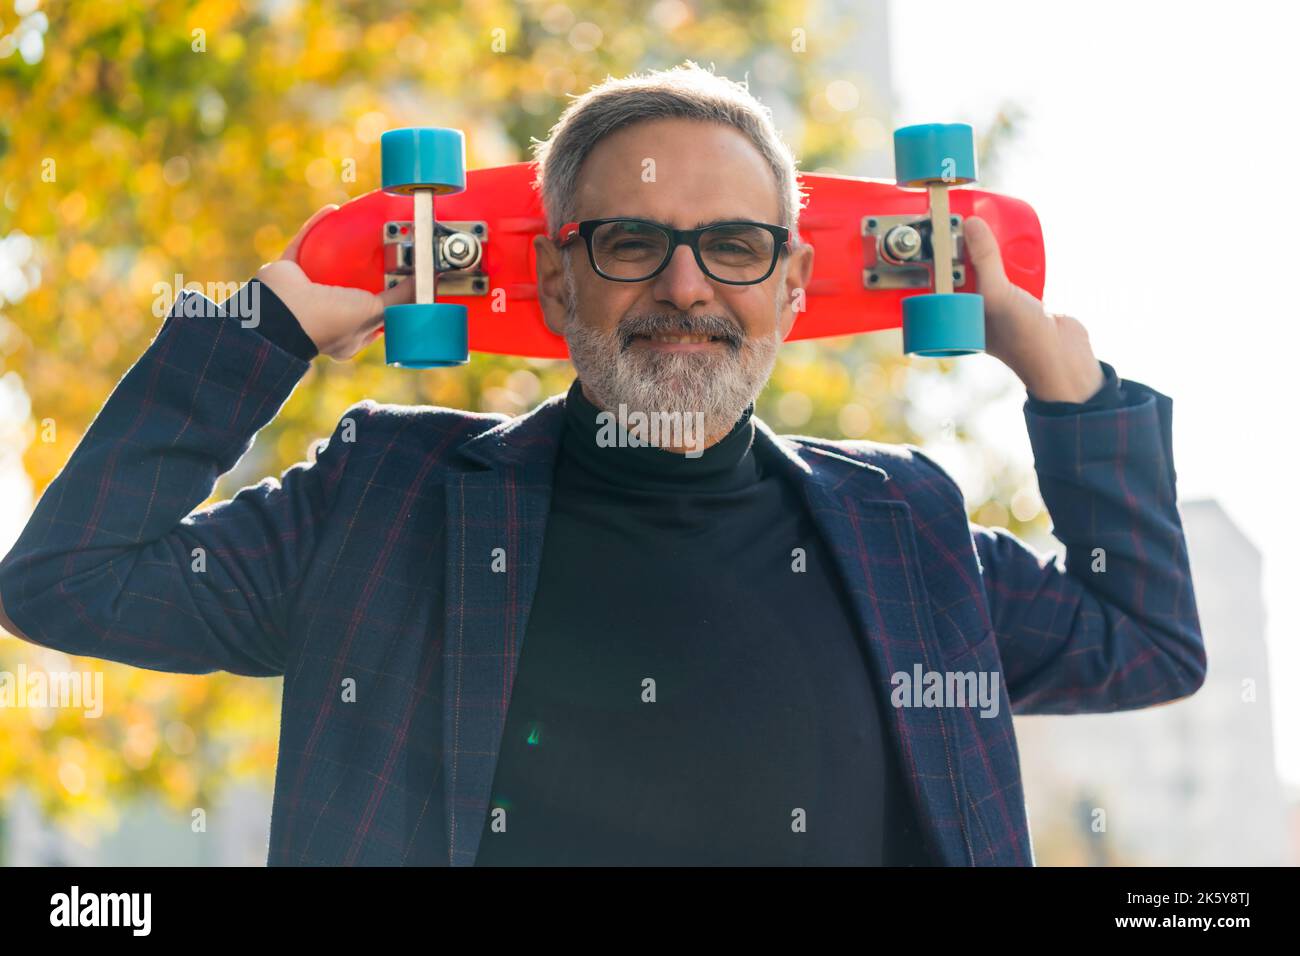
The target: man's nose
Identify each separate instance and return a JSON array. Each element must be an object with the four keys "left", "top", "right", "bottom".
[{"left": 650, "top": 243, "right": 714, "bottom": 310}]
